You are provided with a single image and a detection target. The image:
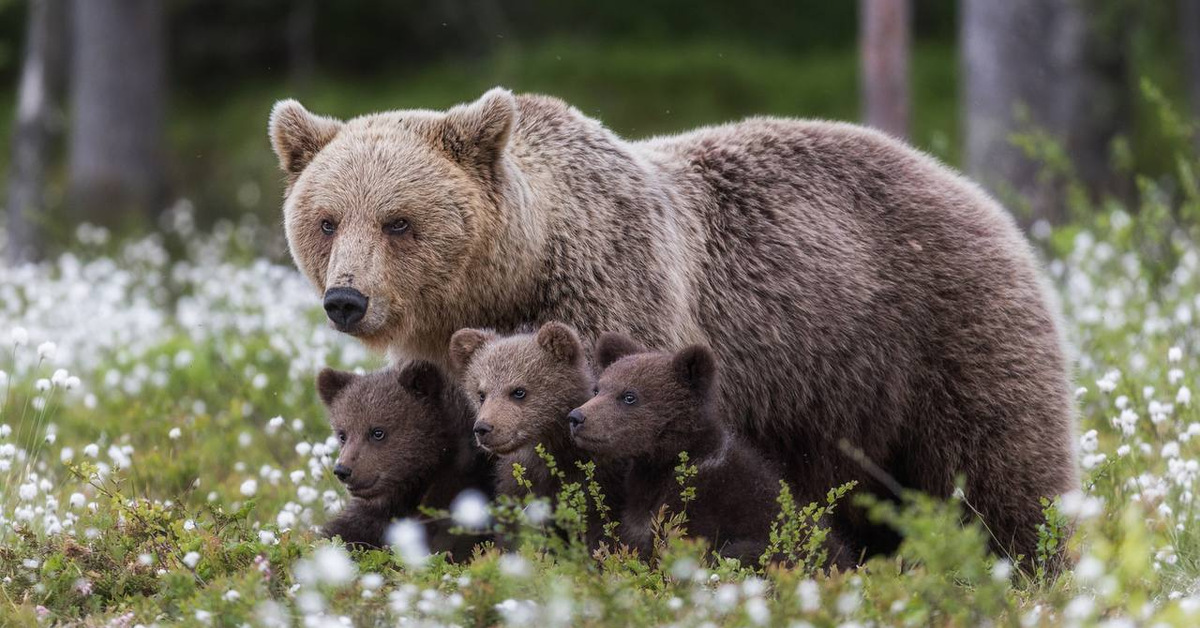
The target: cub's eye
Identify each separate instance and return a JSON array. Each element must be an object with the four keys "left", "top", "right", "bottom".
[
  {"left": 337, "top": 431, "right": 347, "bottom": 443},
  {"left": 320, "top": 219, "right": 336, "bottom": 235},
  {"left": 384, "top": 219, "right": 410, "bottom": 235},
  {"left": 621, "top": 391, "right": 638, "bottom": 405},
  {"left": 511, "top": 388, "right": 526, "bottom": 400},
  {"left": 370, "top": 428, "right": 385, "bottom": 441},
  {"left": 478, "top": 391, "right": 486, "bottom": 403},
  {"left": 592, "top": 387, "right": 599, "bottom": 397}
]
